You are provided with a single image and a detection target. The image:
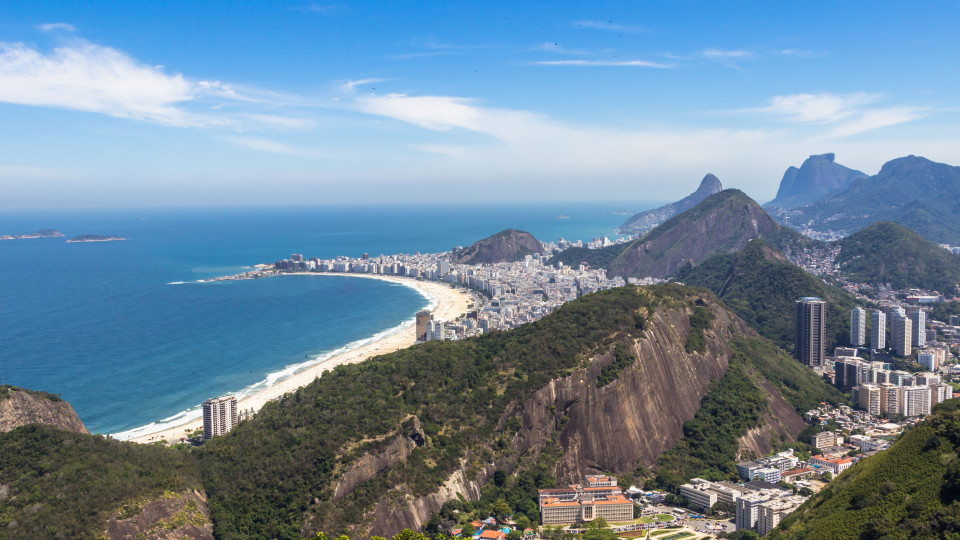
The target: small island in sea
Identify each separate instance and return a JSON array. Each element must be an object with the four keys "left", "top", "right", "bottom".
[
  {"left": 66, "top": 234, "right": 127, "bottom": 243},
  {"left": 0, "top": 229, "right": 65, "bottom": 240}
]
